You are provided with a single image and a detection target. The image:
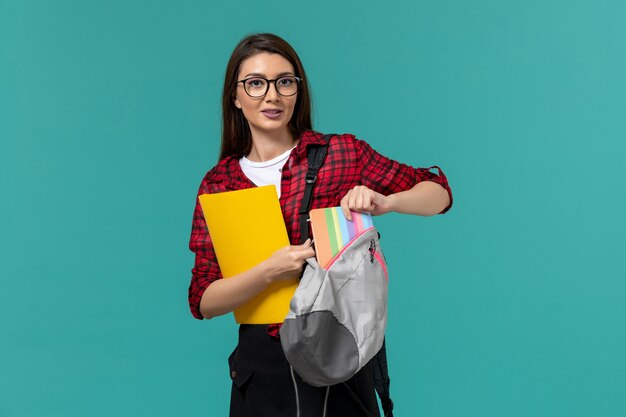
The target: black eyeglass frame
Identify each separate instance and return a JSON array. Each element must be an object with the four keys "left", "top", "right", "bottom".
[{"left": 237, "top": 76, "right": 301, "bottom": 98}]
